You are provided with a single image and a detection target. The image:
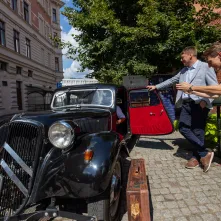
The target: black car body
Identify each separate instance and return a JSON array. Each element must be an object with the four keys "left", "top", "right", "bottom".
[{"left": 0, "top": 84, "right": 173, "bottom": 221}]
